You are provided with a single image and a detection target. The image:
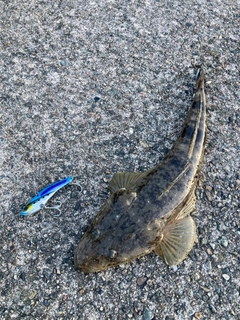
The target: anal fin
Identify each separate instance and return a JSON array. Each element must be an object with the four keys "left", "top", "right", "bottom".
[
  {"left": 155, "top": 216, "right": 196, "bottom": 266},
  {"left": 177, "top": 192, "right": 196, "bottom": 220}
]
